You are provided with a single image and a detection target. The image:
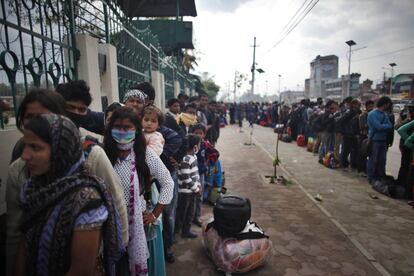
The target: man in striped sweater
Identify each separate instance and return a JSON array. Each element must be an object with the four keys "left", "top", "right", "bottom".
[{"left": 175, "top": 134, "right": 202, "bottom": 238}]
